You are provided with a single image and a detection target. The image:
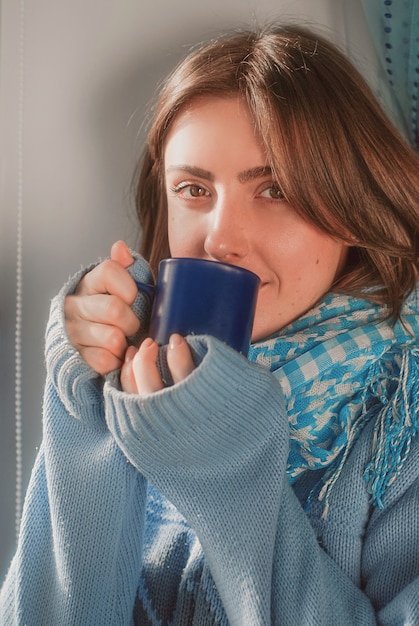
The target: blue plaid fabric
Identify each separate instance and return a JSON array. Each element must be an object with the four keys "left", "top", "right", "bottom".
[{"left": 248, "top": 291, "right": 419, "bottom": 510}]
